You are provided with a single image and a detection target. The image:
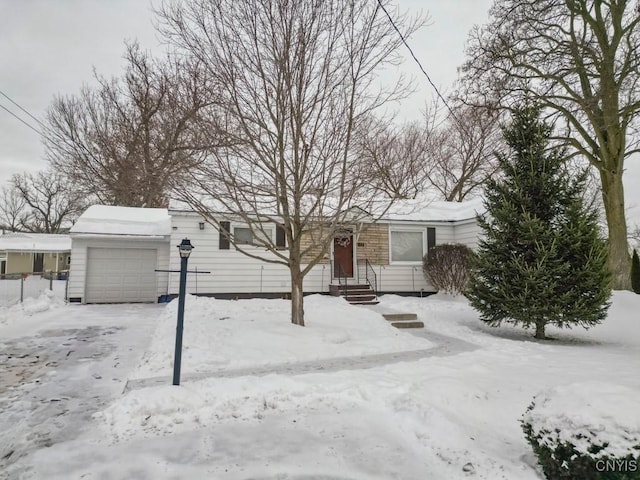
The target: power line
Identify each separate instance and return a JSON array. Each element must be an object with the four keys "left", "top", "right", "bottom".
[
  {"left": 375, "top": 0, "right": 460, "bottom": 123},
  {"left": 0, "top": 89, "right": 47, "bottom": 130},
  {"left": 0, "top": 103, "right": 42, "bottom": 136},
  {"left": 0, "top": 90, "right": 66, "bottom": 153}
]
